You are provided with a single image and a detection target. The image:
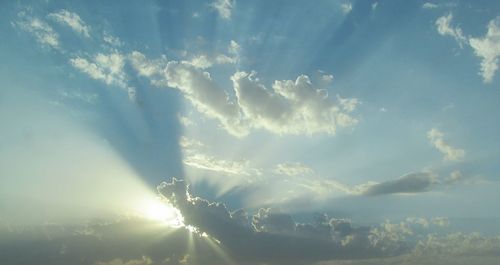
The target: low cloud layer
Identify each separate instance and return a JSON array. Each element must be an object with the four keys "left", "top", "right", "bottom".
[{"left": 2, "top": 179, "right": 496, "bottom": 265}]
